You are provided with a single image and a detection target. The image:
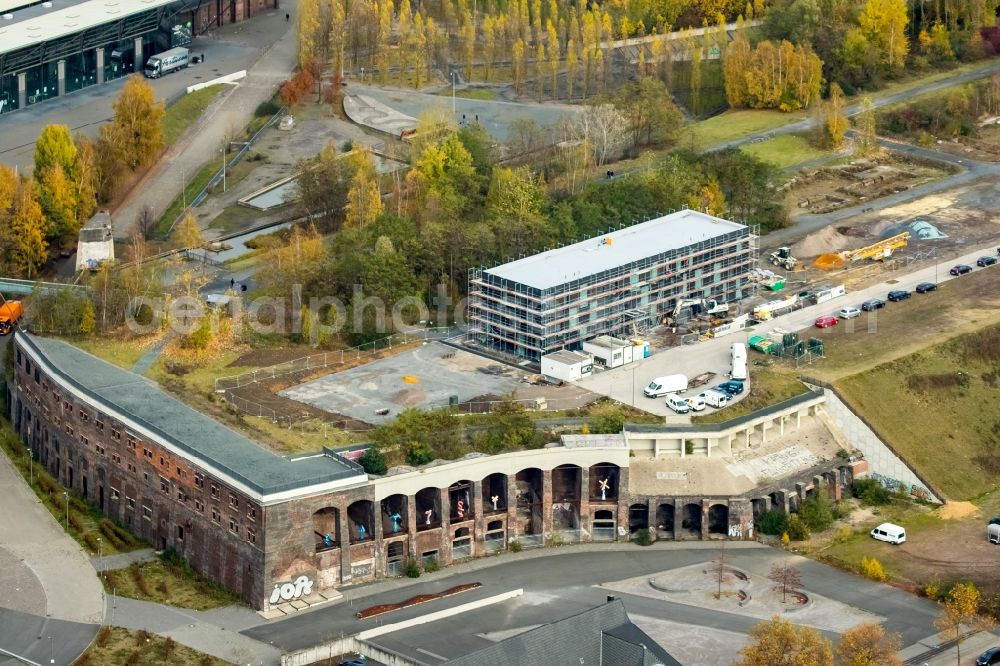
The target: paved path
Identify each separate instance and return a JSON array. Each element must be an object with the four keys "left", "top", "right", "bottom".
[
  {"left": 92, "top": 548, "right": 158, "bottom": 574},
  {"left": 0, "top": 445, "right": 104, "bottom": 665},
  {"left": 112, "top": 2, "right": 301, "bottom": 238}
]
